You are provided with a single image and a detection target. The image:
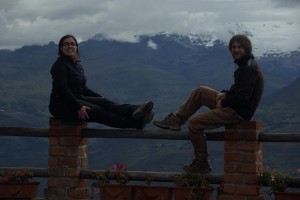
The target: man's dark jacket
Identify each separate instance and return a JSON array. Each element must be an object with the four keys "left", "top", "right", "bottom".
[{"left": 221, "top": 55, "right": 264, "bottom": 120}]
